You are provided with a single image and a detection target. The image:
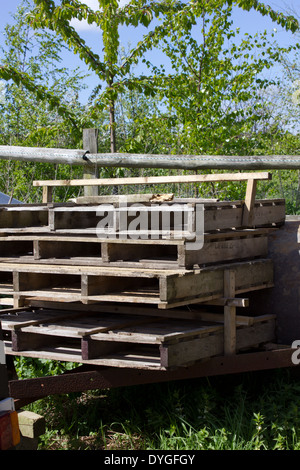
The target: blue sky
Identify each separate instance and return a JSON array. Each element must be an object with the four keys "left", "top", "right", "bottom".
[{"left": 0, "top": 0, "right": 299, "bottom": 102}]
